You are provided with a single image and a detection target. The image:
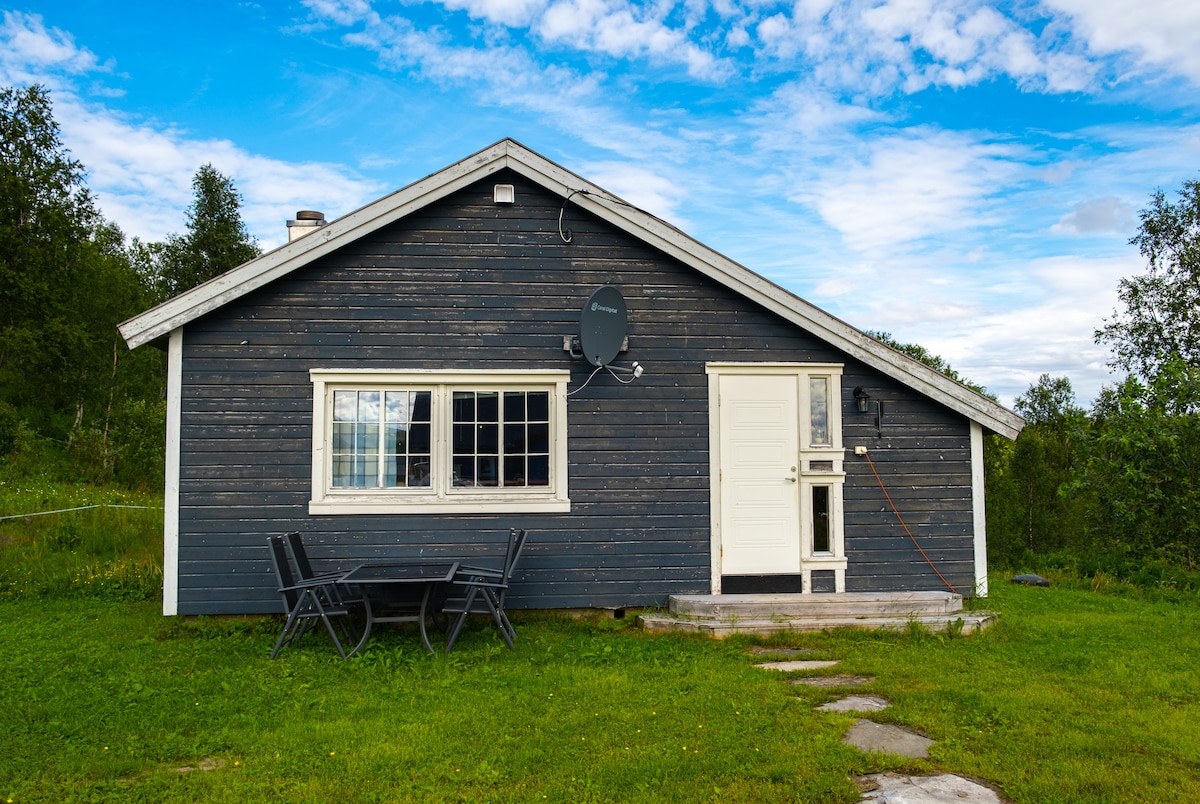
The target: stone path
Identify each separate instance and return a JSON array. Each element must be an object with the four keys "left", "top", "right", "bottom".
[{"left": 754, "top": 652, "right": 1007, "bottom": 802}]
